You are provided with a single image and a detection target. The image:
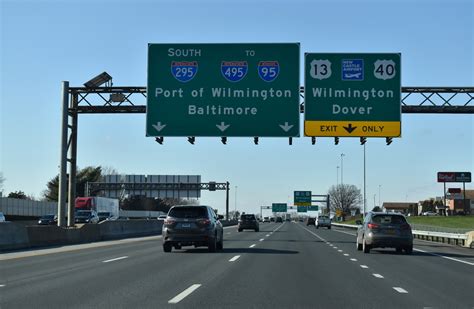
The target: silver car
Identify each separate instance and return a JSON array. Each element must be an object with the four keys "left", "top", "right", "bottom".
[{"left": 356, "top": 212, "right": 413, "bottom": 254}]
